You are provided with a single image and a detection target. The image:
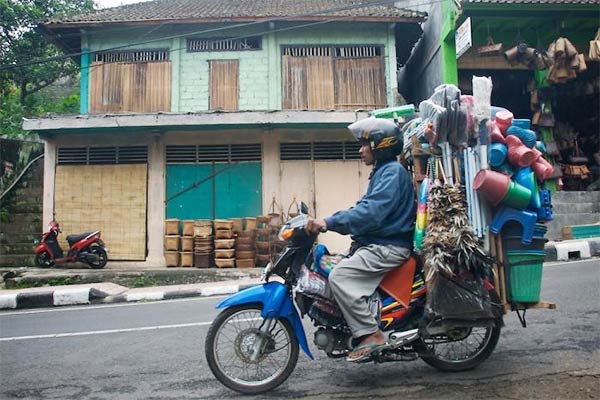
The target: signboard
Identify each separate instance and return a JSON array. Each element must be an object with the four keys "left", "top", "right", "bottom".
[{"left": 455, "top": 17, "right": 472, "bottom": 59}]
